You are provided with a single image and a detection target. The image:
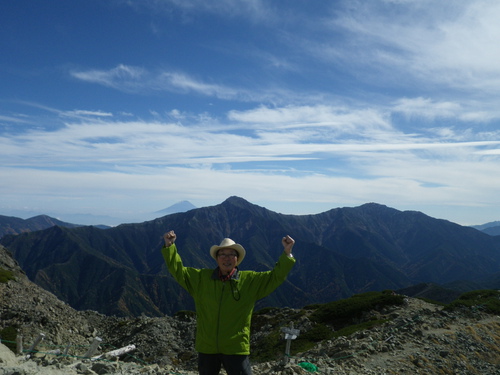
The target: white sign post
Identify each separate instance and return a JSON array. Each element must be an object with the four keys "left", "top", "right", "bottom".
[{"left": 280, "top": 322, "right": 300, "bottom": 365}]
